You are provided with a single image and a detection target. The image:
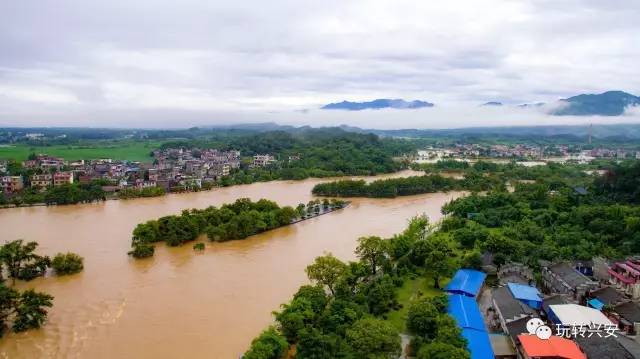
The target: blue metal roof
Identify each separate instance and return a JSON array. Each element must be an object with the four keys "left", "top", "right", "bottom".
[
  {"left": 588, "top": 298, "right": 604, "bottom": 311},
  {"left": 448, "top": 294, "right": 495, "bottom": 359},
  {"left": 448, "top": 293, "right": 485, "bottom": 330},
  {"left": 461, "top": 328, "right": 495, "bottom": 359},
  {"left": 445, "top": 269, "right": 487, "bottom": 297},
  {"left": 507, "top": 282, "right": 543, "bottom": 309}
]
